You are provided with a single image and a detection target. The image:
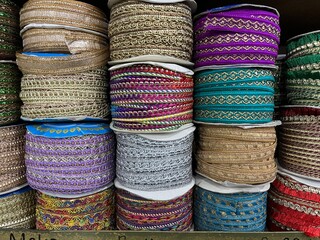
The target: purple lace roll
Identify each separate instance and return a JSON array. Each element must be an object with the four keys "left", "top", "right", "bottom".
[
  {"left": 25, "top": 126, "right": 116, "bottom": 195},
  {"left": 194, "top": 5, "right": 281, "bottom": 69}
]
